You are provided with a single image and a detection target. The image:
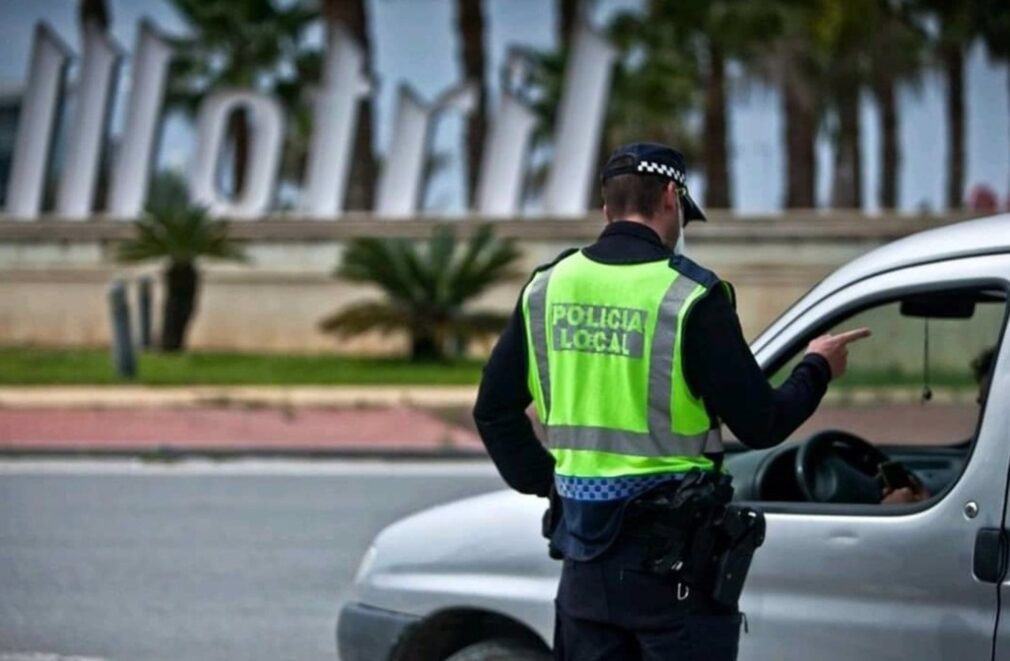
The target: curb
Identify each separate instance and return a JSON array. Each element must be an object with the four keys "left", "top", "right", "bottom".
[
  {"left": 0, "top": 386, "right": 479, "bottom": 410},
  {"left": 0, "top": 445, "right": 489, "bottom": 461}
]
